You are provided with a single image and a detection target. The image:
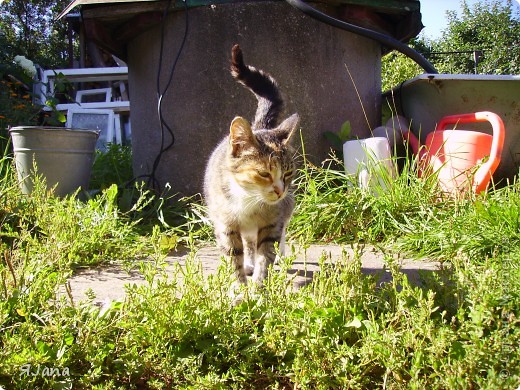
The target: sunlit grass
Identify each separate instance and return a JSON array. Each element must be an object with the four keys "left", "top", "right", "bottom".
[{"left": 0, "top": 144, "right": 518, "bottom": 388}]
